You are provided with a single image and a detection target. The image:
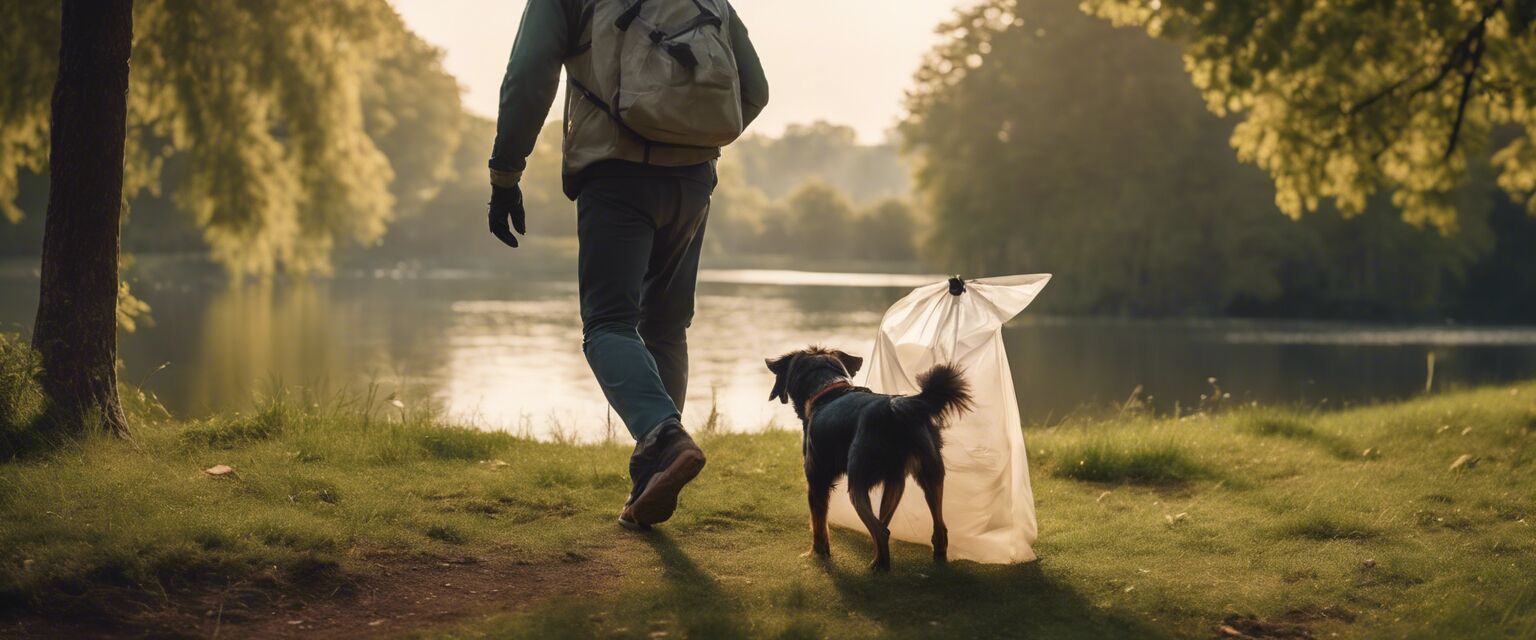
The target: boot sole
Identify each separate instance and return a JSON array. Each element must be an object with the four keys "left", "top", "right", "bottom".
[{"left": 626, "top": 449, "right": 706, "bottom": 526}]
